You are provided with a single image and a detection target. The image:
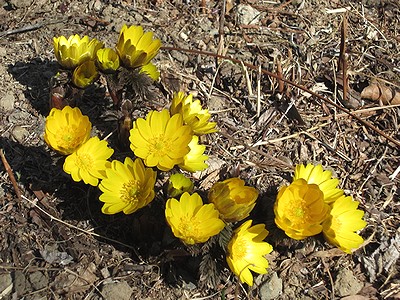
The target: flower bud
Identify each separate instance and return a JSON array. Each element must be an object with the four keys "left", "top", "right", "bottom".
[
  {"left": 208, "top": 178, "right": 259, "bottom": 222},
  {"left": 72, "top": 61, "right": 99, "bottom": 88},
  {"left": 167, "top": 173, "right": 194, "bottom": 198},
  {"left": 96, "top": 48, "right": 120, "bottom": 73}
]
